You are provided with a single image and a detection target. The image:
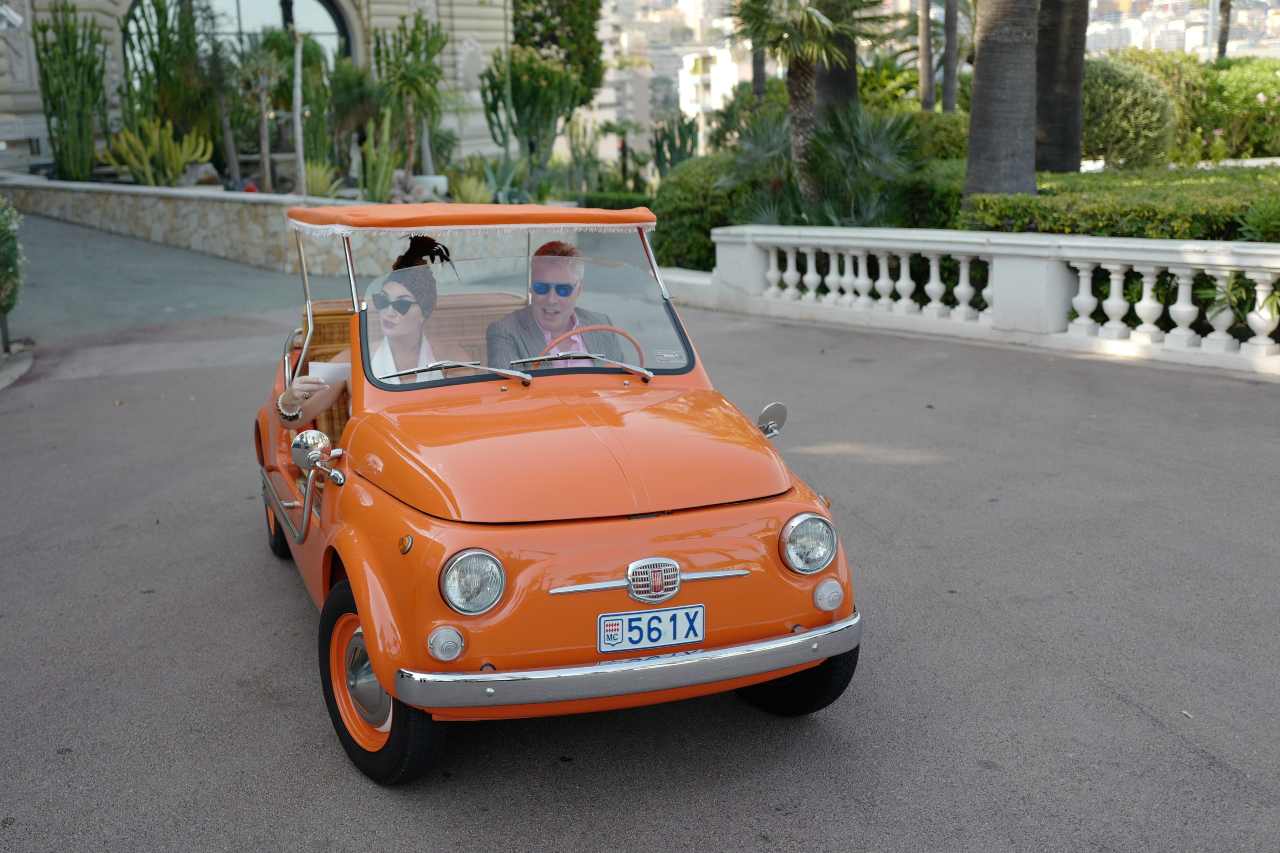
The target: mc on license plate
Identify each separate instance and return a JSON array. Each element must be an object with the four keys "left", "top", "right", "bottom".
[{"left": 597, "top": 604, "right": 705, "bottom": 653}]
